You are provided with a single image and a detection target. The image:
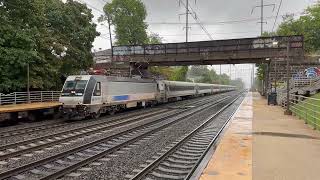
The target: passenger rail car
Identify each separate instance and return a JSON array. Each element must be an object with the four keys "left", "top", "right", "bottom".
[{"left": 59, "top": 75, "right": 236, "bottom": 119}]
